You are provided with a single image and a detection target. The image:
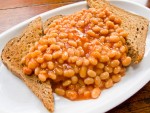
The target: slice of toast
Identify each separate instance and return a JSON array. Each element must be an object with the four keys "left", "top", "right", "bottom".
[
  {"left": 87, "top": 0, "right": 149, "bottom": 63},
  {"left": 1, "top": 17, "right": 55, "bottom": 112}
]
